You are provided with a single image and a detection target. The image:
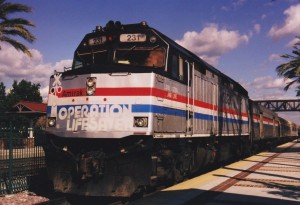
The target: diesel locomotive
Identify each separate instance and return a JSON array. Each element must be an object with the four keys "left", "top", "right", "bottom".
[{"left": 44, "top": 21, "right": 298, "bottom": 197}]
